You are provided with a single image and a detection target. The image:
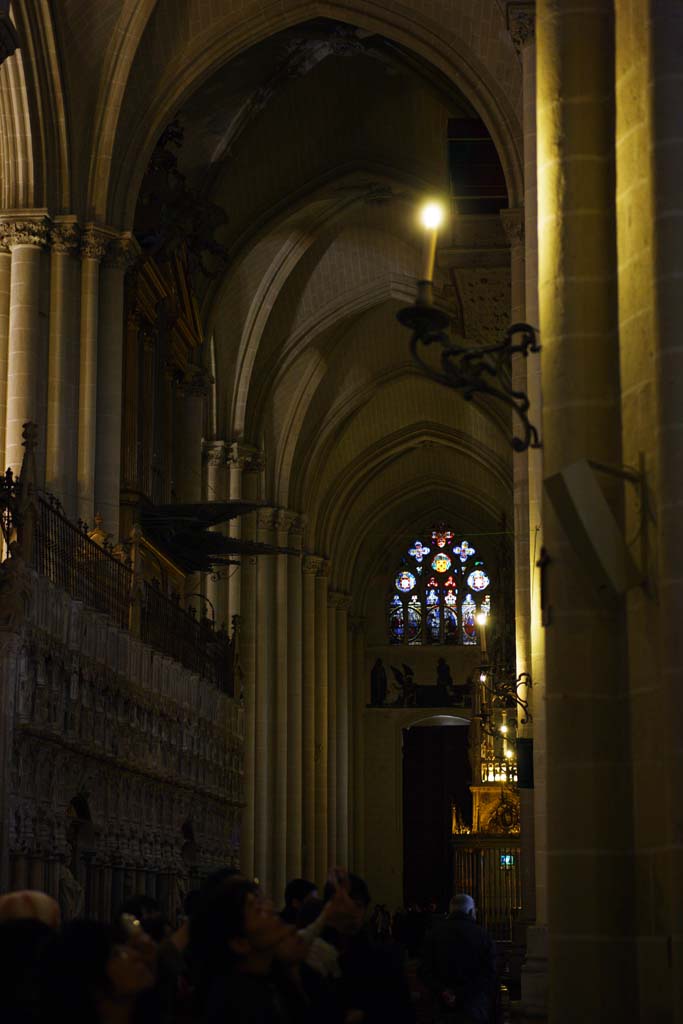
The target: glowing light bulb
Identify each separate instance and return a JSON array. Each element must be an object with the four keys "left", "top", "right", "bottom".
[
  {"left": 476, "top": 612, "right": 488, "bottom": 626},
  {"left": 505, "top": 749, "right": 513, "bottom": 759},
  {"left": 479, "top": 673, "right": 487, "bottom": 683},
  {"left": 500, "top": 725, "right": 508, "bottom": 734},
  {"left": 420, "top": 201, "right": 445, "bottom": 230}
]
